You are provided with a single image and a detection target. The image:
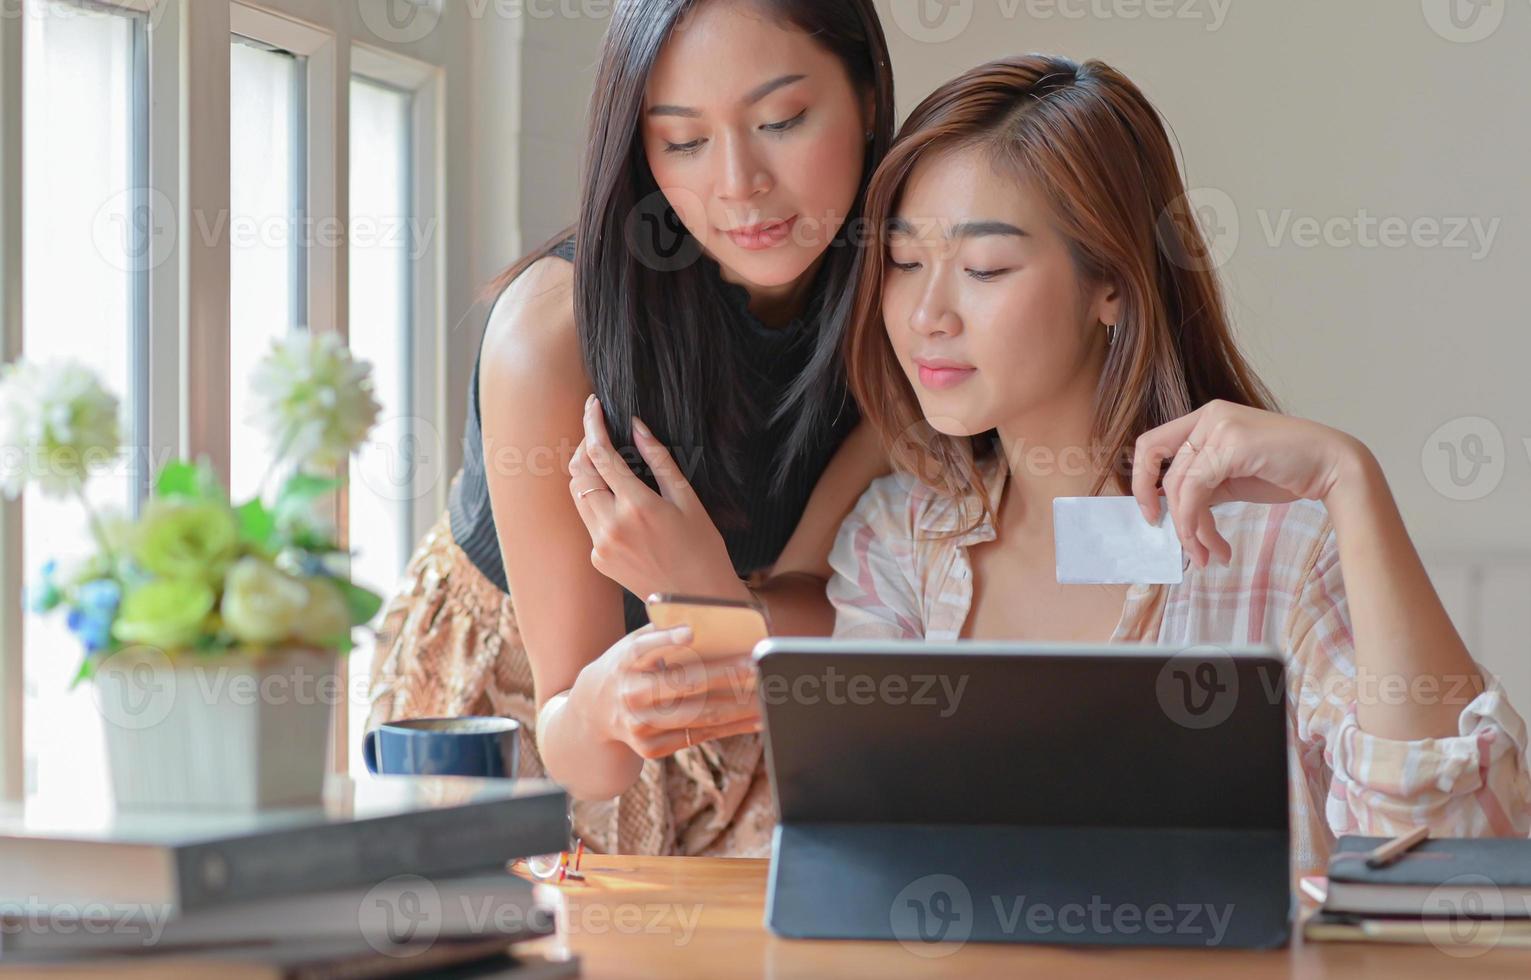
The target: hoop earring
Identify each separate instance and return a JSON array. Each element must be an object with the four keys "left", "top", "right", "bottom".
[{"left": 1106, "top": 322, "right": 1119, "bottom": 346}]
